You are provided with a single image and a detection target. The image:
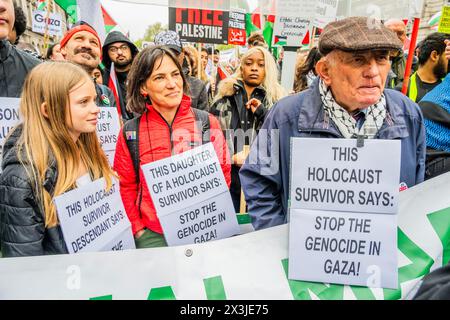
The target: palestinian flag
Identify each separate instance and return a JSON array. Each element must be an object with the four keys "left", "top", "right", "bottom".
[
  {"left": 428, "top": 11, "right": 441, "bottom": 30},
  {"left": 54, "top": 0, "right": 112, "bottom": 42},
  {"left": 107, "top": 62, "right": 122, "bottom": 118},
  {"left": 102, "top": 6, "right": 118, "bottom": 34},
  {"left": 245, "top": 1, "right": 276, "bottom": 49},
  {"left": 37, "top": 0, "right": 47, "bottom": 10},
  {"left": 245, "top": 13, "right": 275, "bottom": 48}
]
